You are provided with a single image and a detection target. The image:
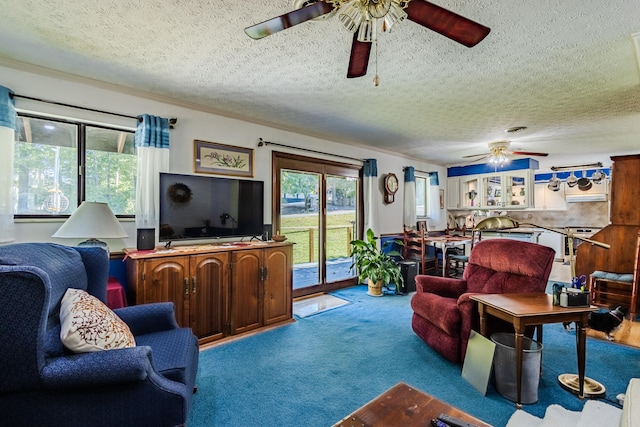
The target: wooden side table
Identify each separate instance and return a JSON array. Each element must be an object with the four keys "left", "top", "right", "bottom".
[
  {"left": 470, "top": 292, "right": 597, "bottom": 408},
  {"left": 333, "top": 382, "right": 491, "bottom": 427}
]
